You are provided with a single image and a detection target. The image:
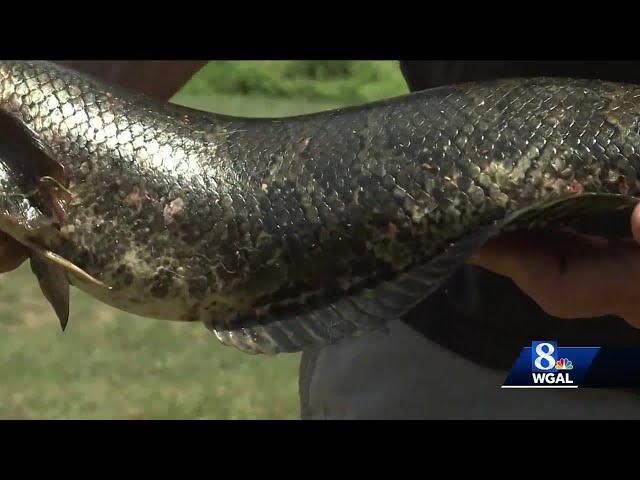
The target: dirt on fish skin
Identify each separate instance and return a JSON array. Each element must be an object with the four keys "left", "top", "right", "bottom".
[{"left": 1, "top": 61, "right": 640, "bottom": 353}]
